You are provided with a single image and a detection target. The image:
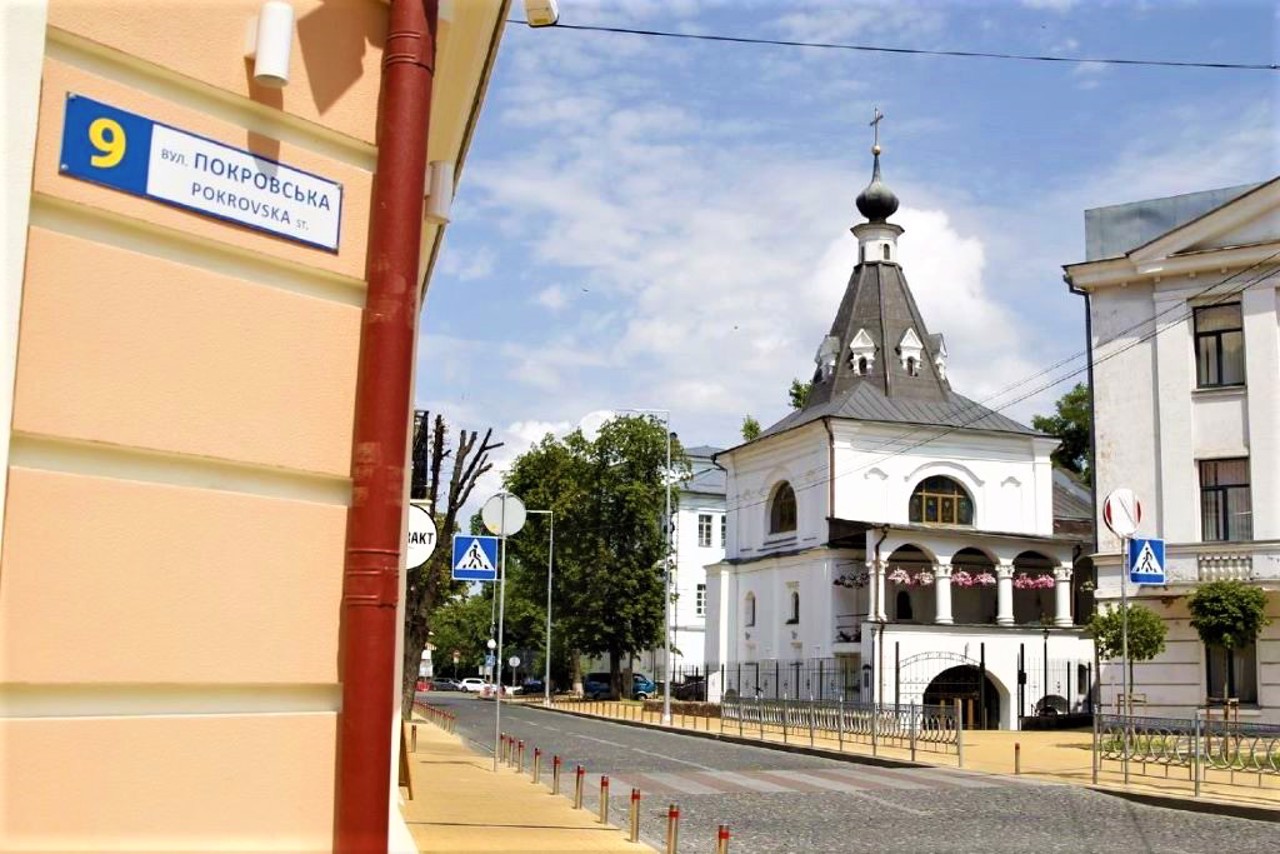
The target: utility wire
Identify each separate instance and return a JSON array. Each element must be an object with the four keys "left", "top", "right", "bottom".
[
  {"left": 512, "top": 21, "right": 1277, "bottom": 73},
  {"left": 855, "top": 251, "right": 1280, "bottom": 455},
  {"left": 725, "top": 254, "right": 1280, "bottom": 514}
]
